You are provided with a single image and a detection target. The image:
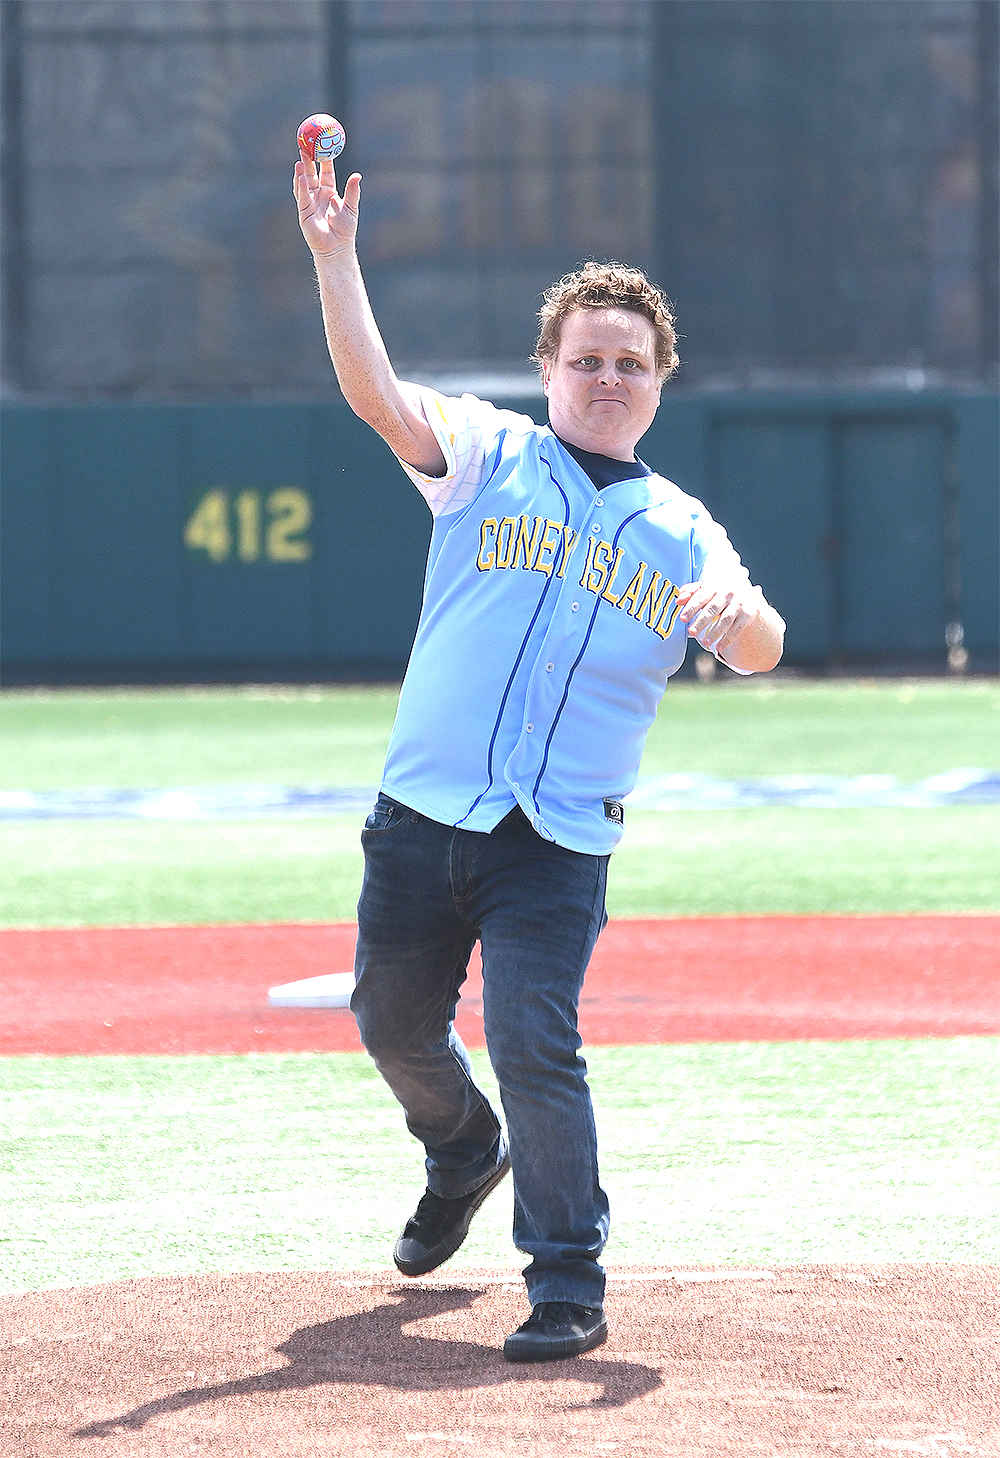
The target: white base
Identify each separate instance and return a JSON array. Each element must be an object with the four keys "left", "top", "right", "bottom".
[{"left": 267, "top": 972, "right": 355, "bottom": 1008}]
